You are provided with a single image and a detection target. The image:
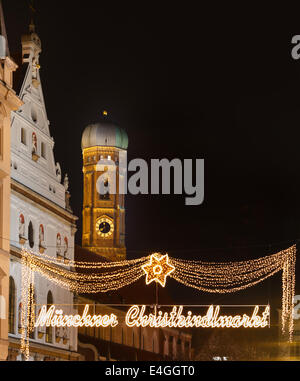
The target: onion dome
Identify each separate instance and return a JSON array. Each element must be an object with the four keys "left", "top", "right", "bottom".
[{"left": 81, "top": 116, "right": 128, "bottom": 150}]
